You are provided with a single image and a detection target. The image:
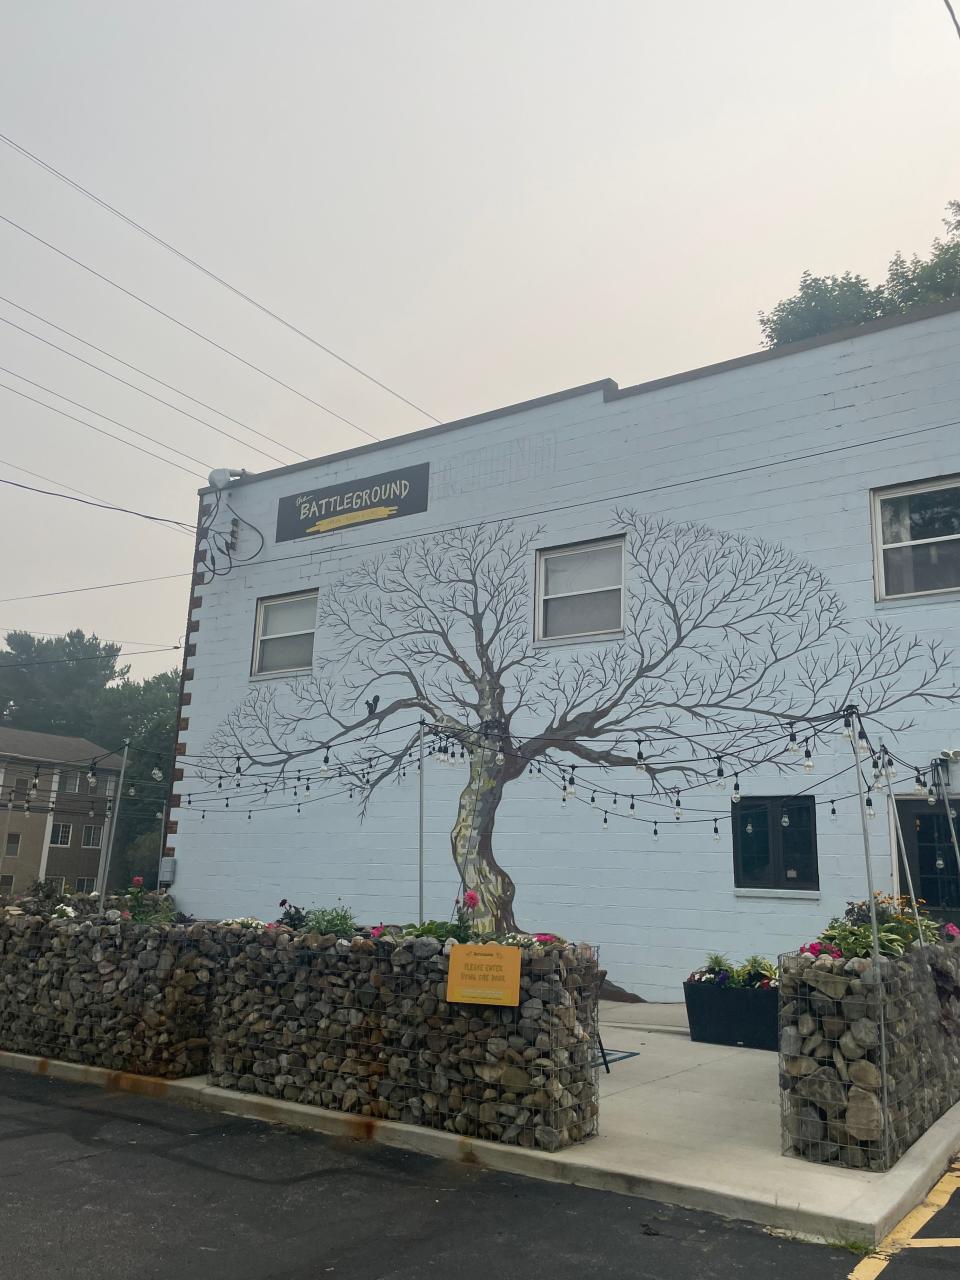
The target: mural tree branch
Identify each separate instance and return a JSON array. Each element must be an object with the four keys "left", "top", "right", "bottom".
[{"left": 208, "top": 514, "right": 954, "bottom": 930}]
